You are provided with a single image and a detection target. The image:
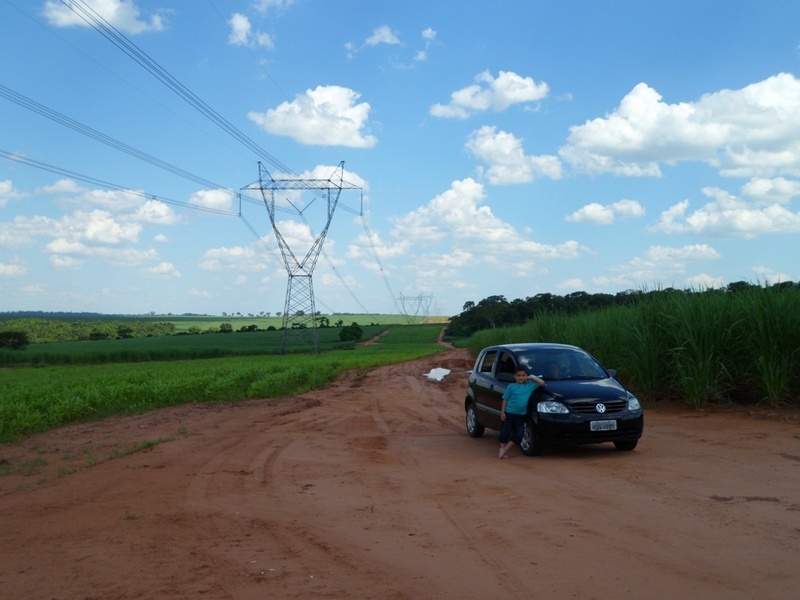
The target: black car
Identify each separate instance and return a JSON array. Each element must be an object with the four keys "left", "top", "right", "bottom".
[{"left": 465, "top": 343, "right": 643, "bottom": 455}]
